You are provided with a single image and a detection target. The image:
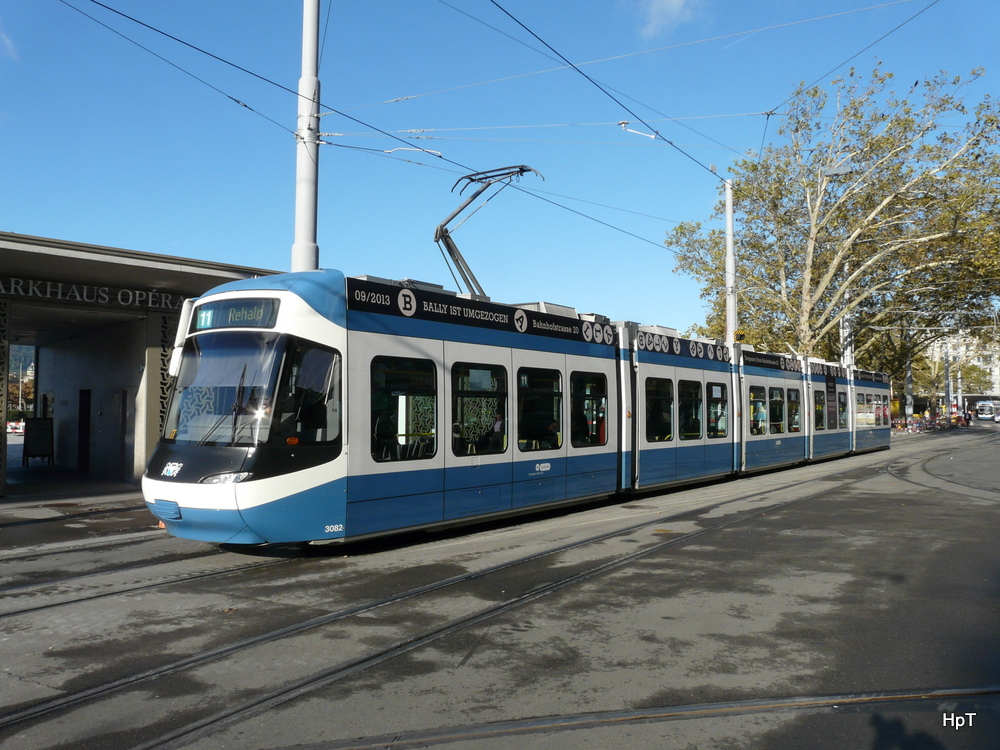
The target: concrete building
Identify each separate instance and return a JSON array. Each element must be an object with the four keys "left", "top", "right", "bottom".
[
  {"left": 925, "top": 331, "right": 1000, "bottom": 415},
  {"left": 0, "top": 231, "right": 276, "bottom": 497}
]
